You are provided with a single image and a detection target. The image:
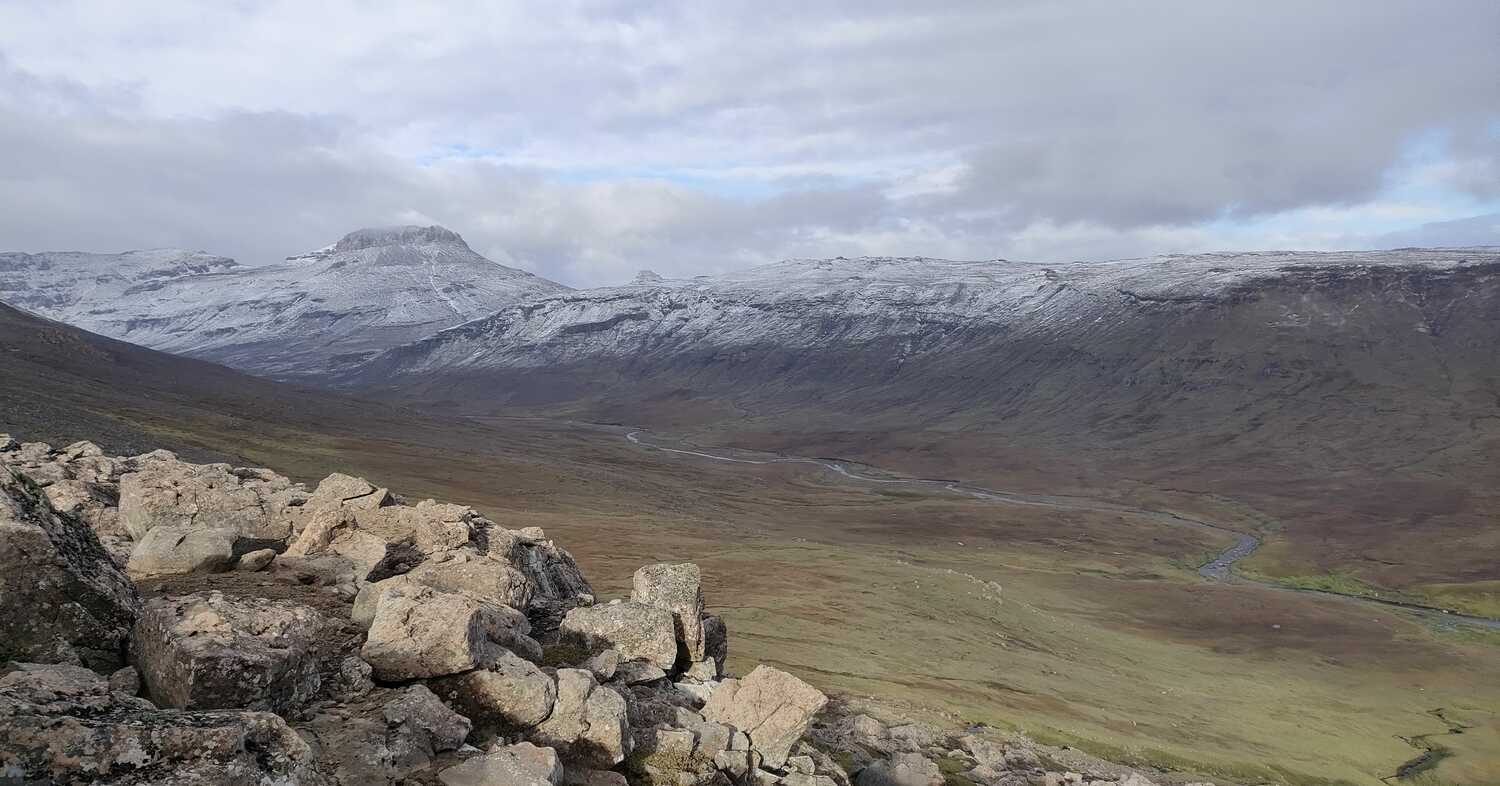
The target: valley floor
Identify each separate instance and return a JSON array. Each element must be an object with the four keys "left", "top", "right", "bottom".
[{"left": 106, "top": 411, "right": 1500, "bottom": 786}]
